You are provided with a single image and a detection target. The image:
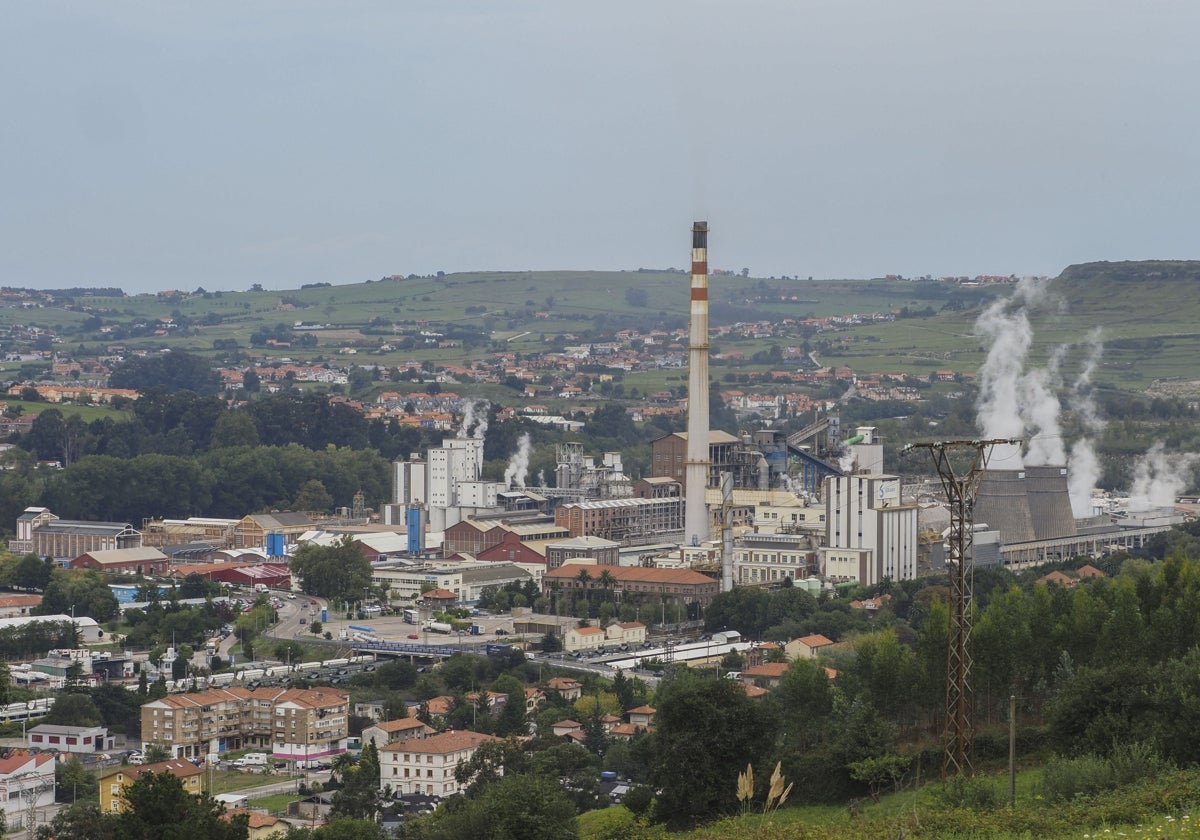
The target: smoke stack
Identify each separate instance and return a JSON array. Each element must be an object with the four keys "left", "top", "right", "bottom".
[{"left": 685, "top": 221, "right": 711, "bottom": 546}]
